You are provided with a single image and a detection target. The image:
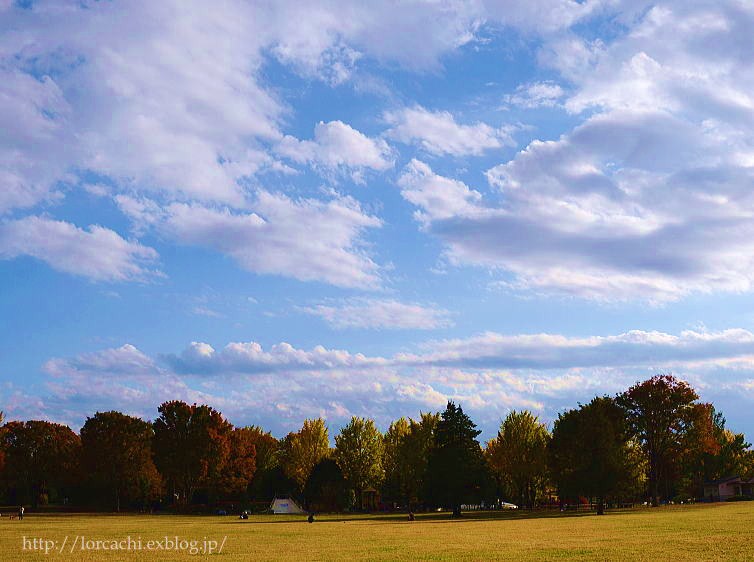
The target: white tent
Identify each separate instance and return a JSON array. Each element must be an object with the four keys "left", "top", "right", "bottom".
[{"left": 270, "top": 497, "right": 305, "bottom": 514}]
